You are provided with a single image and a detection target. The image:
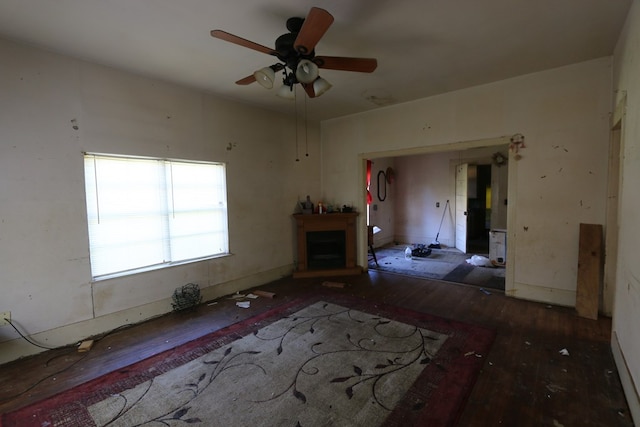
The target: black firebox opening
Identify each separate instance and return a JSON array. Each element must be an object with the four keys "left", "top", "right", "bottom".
[{"left": 306, "top": 230, "right": 346, "bottom": 270}]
